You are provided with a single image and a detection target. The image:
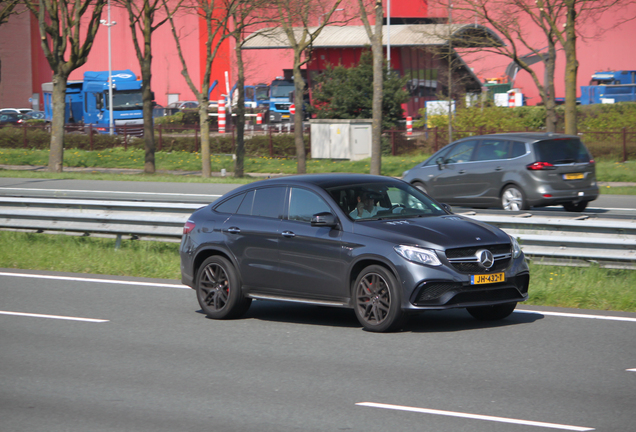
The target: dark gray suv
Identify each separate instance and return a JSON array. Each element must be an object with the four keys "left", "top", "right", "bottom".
[
  {"left": 402, "top": 133, "right": 599, "bottom": 211},
  {"left": 180, "top": 174, "right": 529, "bottom": 332}
]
